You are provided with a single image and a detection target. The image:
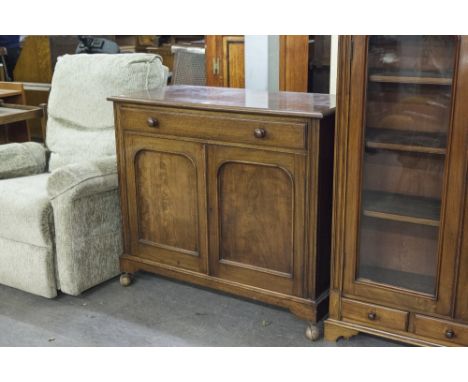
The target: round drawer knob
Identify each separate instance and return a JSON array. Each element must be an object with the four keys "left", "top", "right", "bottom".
[
  {"left": 445, "top": 329, "right": 455, "bottom": 339},
  {"left": 368, "top": 312, "right": 377, "bottom": 321},
  {"left": 254, "top": 128, "right": 266, "bottom": 139},
  {"left": 147, "top": 117, "right": 159, "bottom": 128}
]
